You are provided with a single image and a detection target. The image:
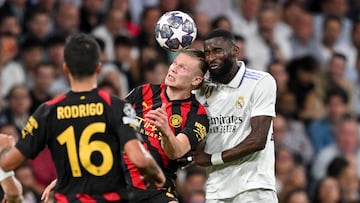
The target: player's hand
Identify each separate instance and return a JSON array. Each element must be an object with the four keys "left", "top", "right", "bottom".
[
  {"left": 178, "top": 150, "right": 212, "bottom": 168},
  {"left": 178, "top": 140, "right": 207, "bottom": 169},
  {"left": 192, "top": 149, "right": 212, "bottom": 167},
  {"left": 178, "top": 156, "right": 195, "bottom": 170},
  {"left": 179, "top": 151, "right": 212, "bottom": 168},
  {"left": 1, "top": 195, "right": 23, "bottom": 203},
  {"left": 41, "top": 179, "right": 57, "bottom": 203},
  {"left": 0, "top": 134, "right": 15, "bottom": 153},
  {"left": 1, "top": 176, "right": 23, "bottom": 203},
  {"left": 144, "top": 103, "right": 172, "bottom": 136},
  {"left": 143, "top": 170, "right": 165, "bottom": 188}
]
